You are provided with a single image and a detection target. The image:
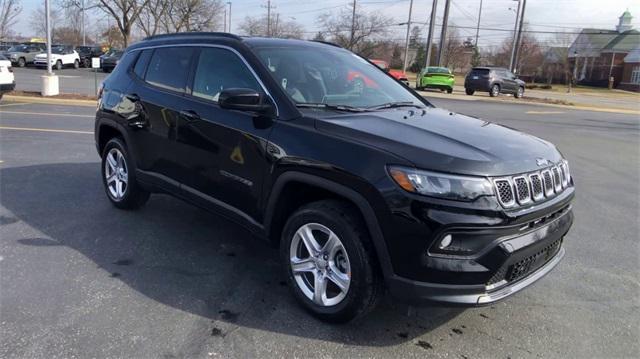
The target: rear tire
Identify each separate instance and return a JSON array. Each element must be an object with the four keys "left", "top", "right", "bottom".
[
  {"left": 280, "top": 200, "right": 382, "bottom": 323},
  {"left": 446, "top": 88, "right": 453, "bottom": 94},
  {"left": 18, "top": 57, "right": 26, "bottom": 67},
  {"left": 101, "top": 137, "right": 150, "bottom": 210},
  {"left": 73, "top": 59, "right": 79, "bottom": 69},
  {"left": 55, "top": 60, "right": 62, "bottom": 71},
  {"left": 465, "top": 88, "right": 474, "bottom": 95},
  {"left": 490, "top": 84, "right": 500, "bottom": 97}
]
